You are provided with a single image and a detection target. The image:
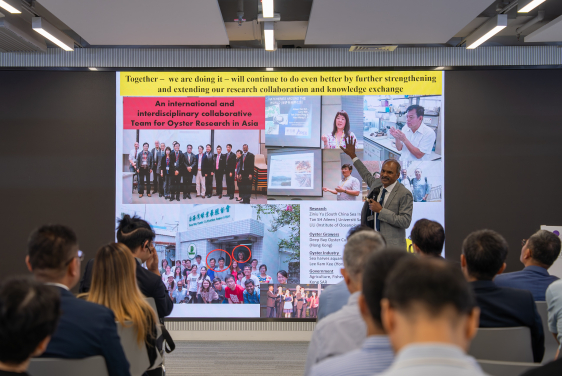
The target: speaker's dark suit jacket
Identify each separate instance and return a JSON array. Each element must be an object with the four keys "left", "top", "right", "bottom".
[
  {"left": 43, "top": 286, "right": 130, "bottom": 376},
  {"left": 79, "top": 259, "right": 173, "bottom": 319},
  {"left": 471, "top": 280, "right": 545, "bottom": 363}
]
